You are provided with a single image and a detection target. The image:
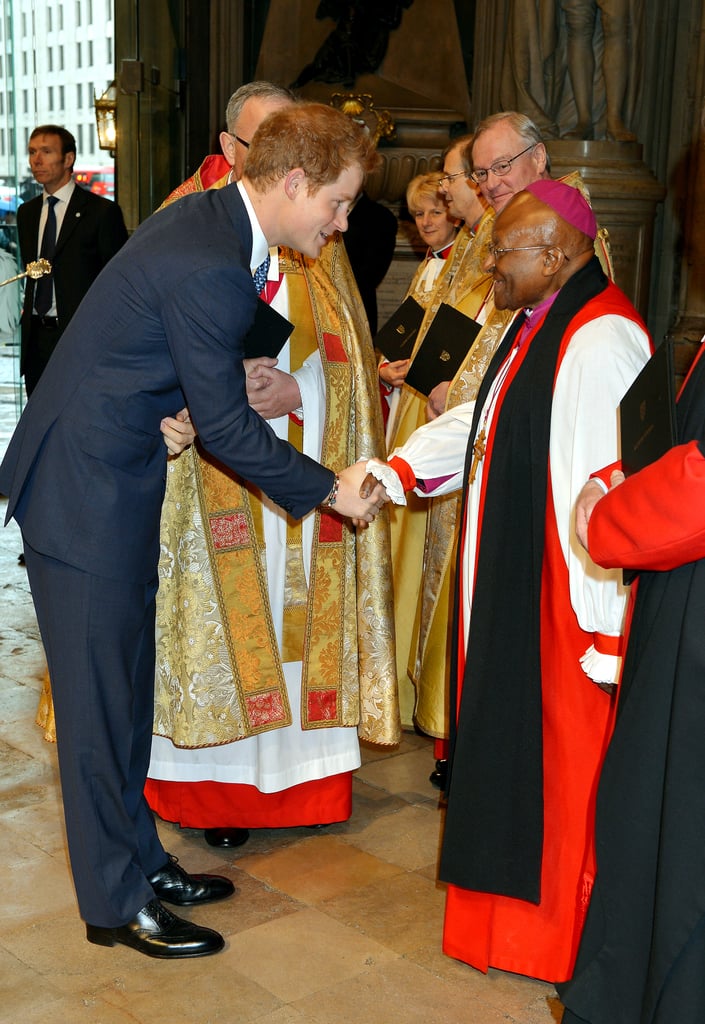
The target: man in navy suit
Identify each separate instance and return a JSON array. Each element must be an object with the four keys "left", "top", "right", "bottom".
[
  {"left": 17, "top": 125, "right": 128, "bottom": 395},
  {"left": 0, "top": 102, "right": 388, "bottom": 959}
]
